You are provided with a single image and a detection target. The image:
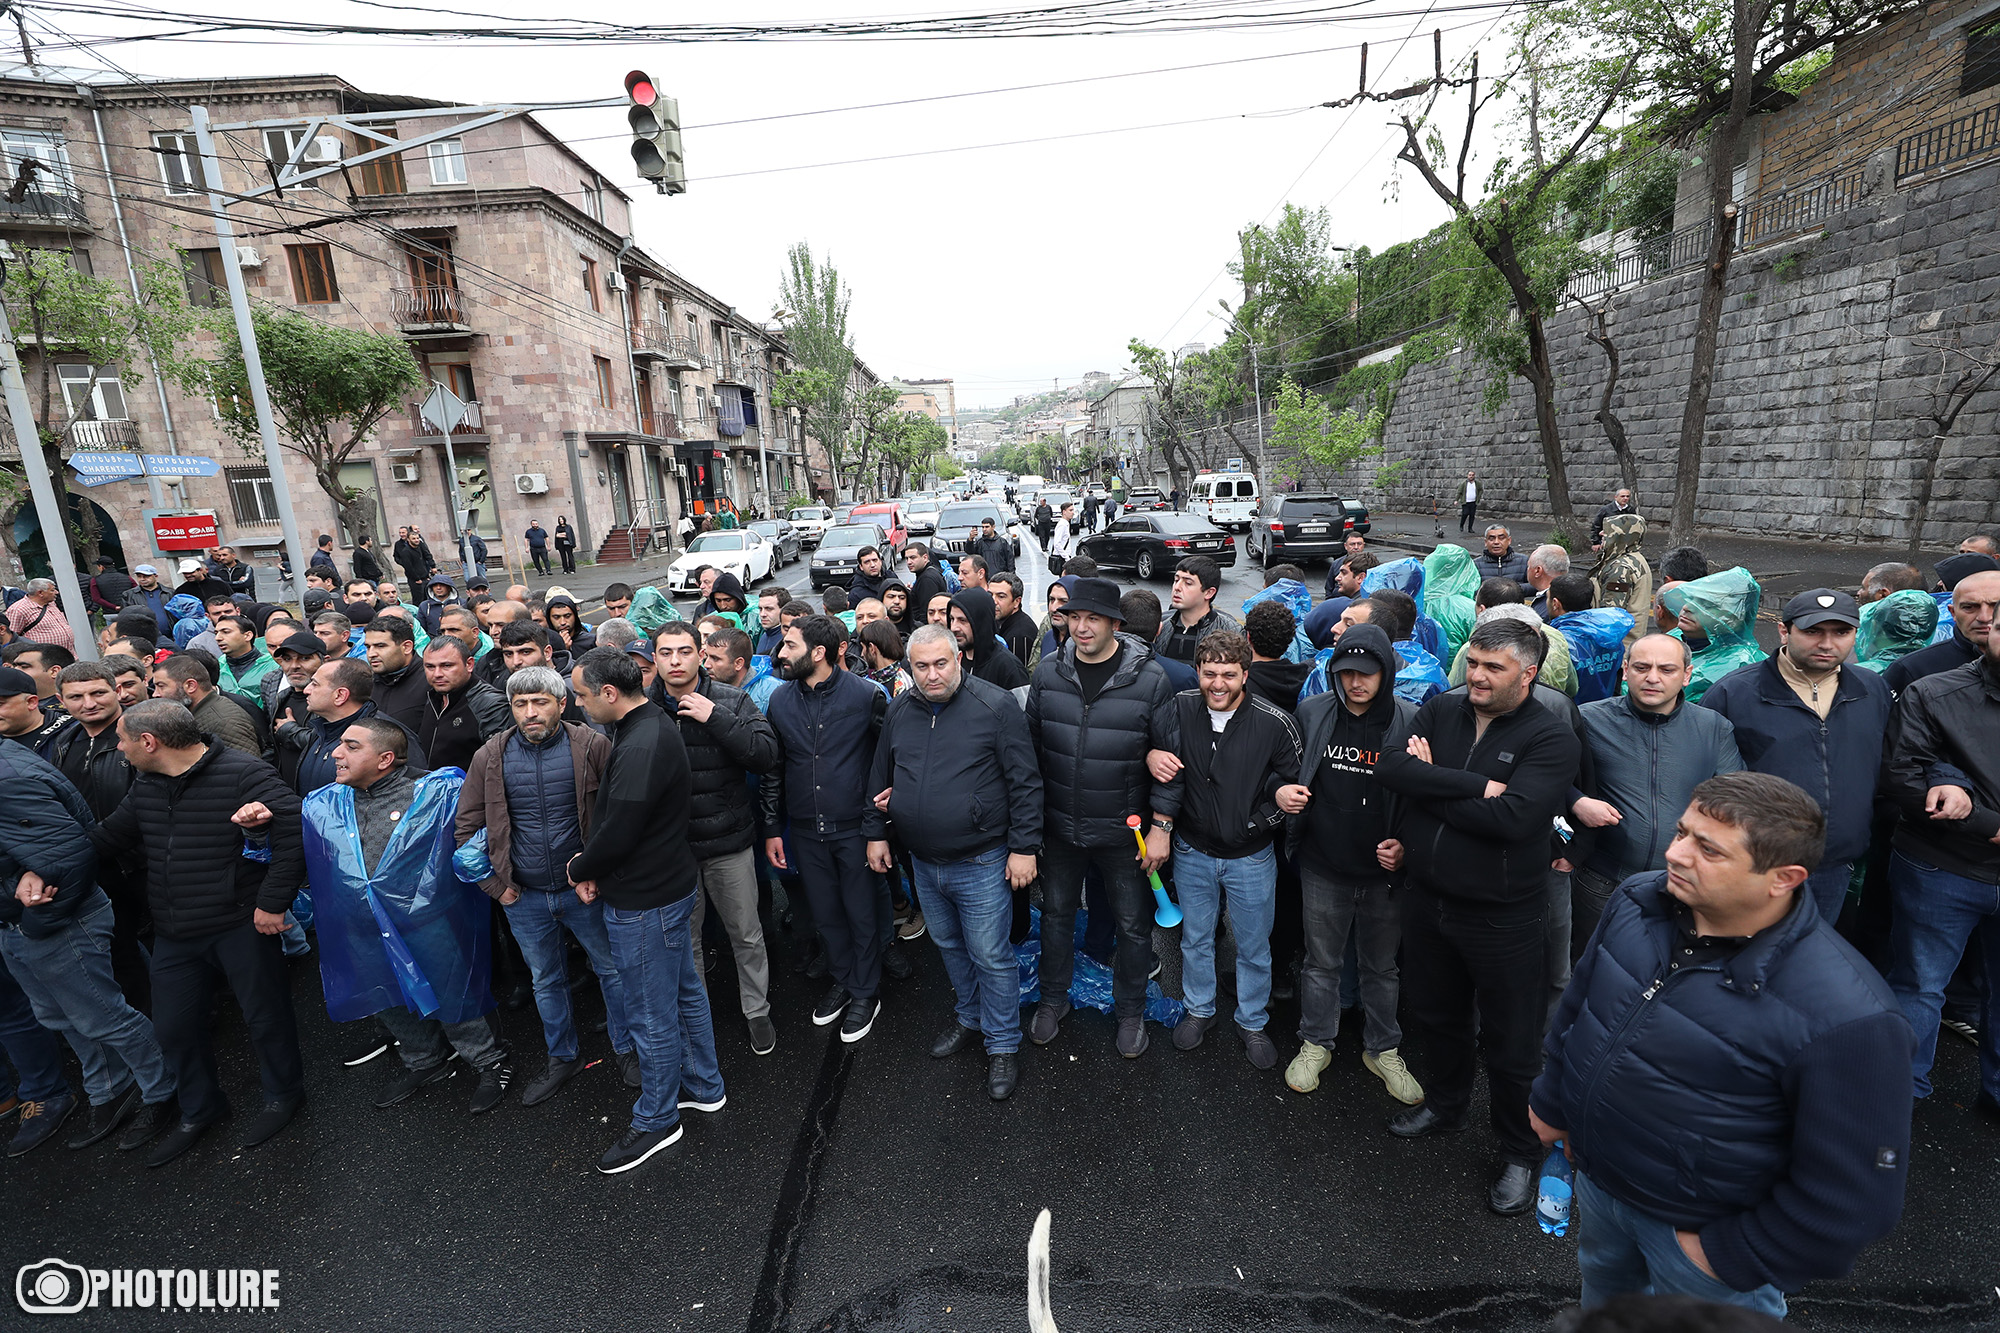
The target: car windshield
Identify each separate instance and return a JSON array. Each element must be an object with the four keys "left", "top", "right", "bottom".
[
  {"left": 819, "top": 526, "right": 877, "bottom": 550},
  {"left": 687, "top": 533, "right": 746, "bottom": 552},
  {"left": 939, "top": 503, "right": 1004, "bottom": 528},
  {"left": 909, "top": 499, "right": 943, "bottom": 514},
  {"left": 1130, "top": 488, "right": 1163, "bottom": 500}
]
